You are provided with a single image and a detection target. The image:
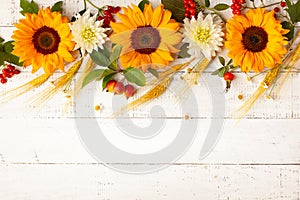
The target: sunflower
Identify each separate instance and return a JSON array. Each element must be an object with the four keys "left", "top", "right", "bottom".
[
  {"left": 110, "top": 4, "right": 182, "bottom": 72},
  {"left": 12, "top": 7, "right": 75, "bottom": 75},
  {"left": 225, "top": 8, "right": 289, "bottom": 72}
]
